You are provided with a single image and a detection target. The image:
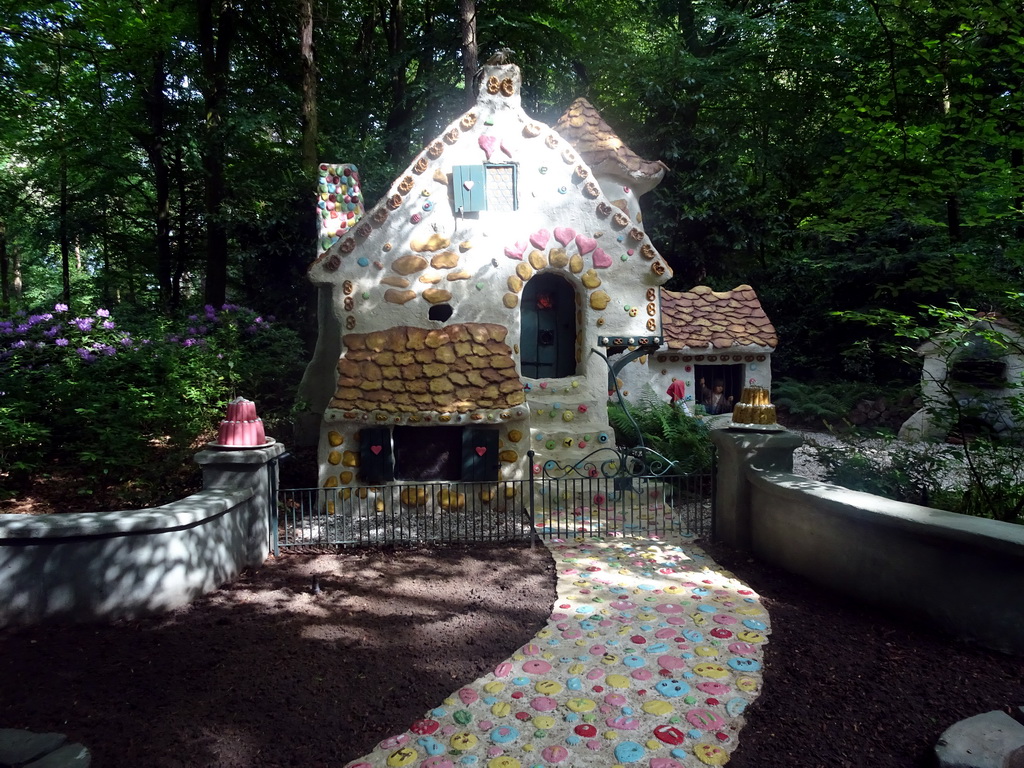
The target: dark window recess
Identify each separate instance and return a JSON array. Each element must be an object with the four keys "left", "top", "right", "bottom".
[
  {"left": 462, "top": 427, "right": 500, "bottom": 482},
  {"left": 949, "top": 359, "right": 1006, "bottom": 389},
  {"left": 521, "top": 273, "right": 576, "bottom": 378},
  {"left": 393, "top": 426, "right": 463, "bottom": 481},
  {"left": 358, "top": 427, "right": 394, "bottom": 484},
  {"left": 694, "top": 364, "right": 743, "bottom": 414},
  {"left": 429, "top": 303, "right": 454, "bottom": 323}
]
